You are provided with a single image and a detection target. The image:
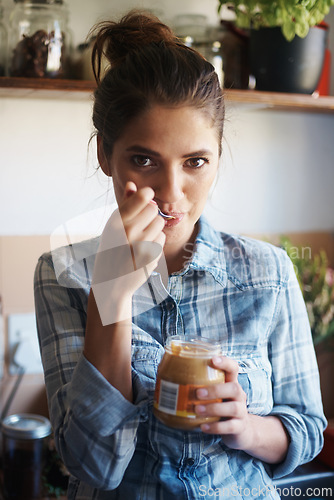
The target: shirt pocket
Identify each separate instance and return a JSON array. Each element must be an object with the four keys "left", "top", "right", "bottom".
[
  {"left": 131, "top": 330, "right": 164, "bottom": 394},
  {"left": 237, "top": 357, "right": 273, "bottom": 415}
]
